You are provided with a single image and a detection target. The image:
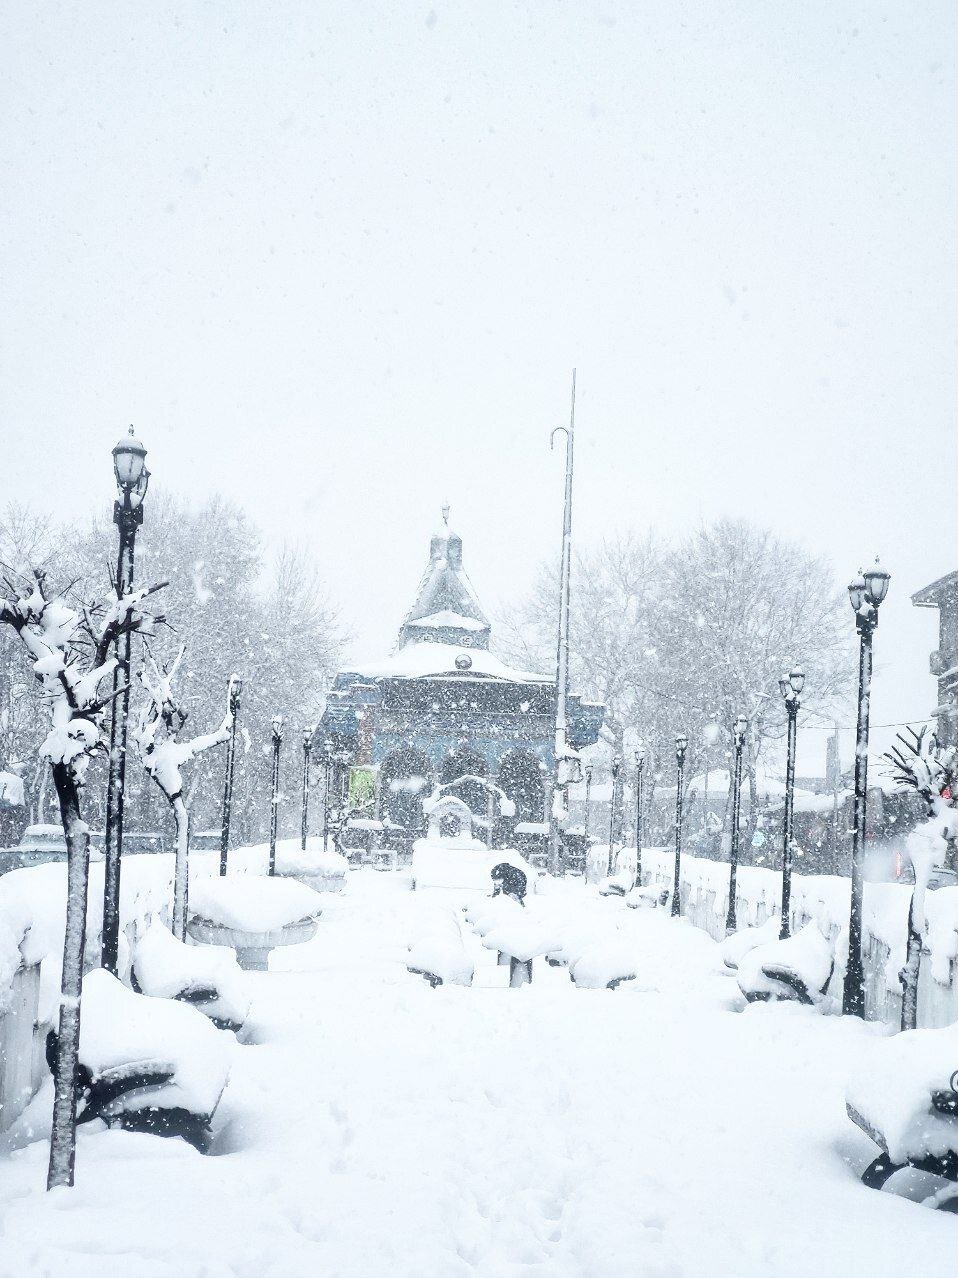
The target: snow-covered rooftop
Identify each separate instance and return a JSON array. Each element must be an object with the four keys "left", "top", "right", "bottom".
[
  {"left": 347, "top": 641, "right": 549, "bottom": 684},
  {"left": 405, "top": 610, "right": 488, "bottom": 632}
]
